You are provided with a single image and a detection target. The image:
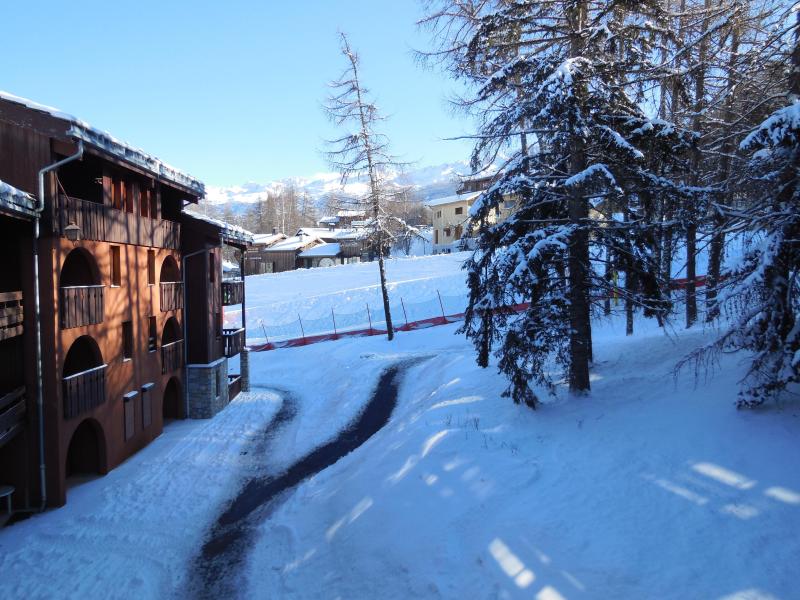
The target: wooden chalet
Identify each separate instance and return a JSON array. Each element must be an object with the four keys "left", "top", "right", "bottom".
[{"left": 0, "top": 92, "right": 251, "bottom": 512}]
